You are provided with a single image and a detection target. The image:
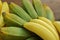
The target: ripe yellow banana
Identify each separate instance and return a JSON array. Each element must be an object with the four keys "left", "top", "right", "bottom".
[
  {"left": 38, "top": 17, "right": 56, "bottom": 30},
  {"left": 53, "top": 21, "right": 60, "bottom": 34},
  {"left": 24, "top": 22, "right": 56, "bottom": 40},
  {"left": 0, "top": 0, "right": 4, "bottom": 27},
  {"left": 30, "top": 19, "right": 59, "bottom": 40},
  {"left": 1, "top": 2, "right": 9, "bottom": 13}
]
